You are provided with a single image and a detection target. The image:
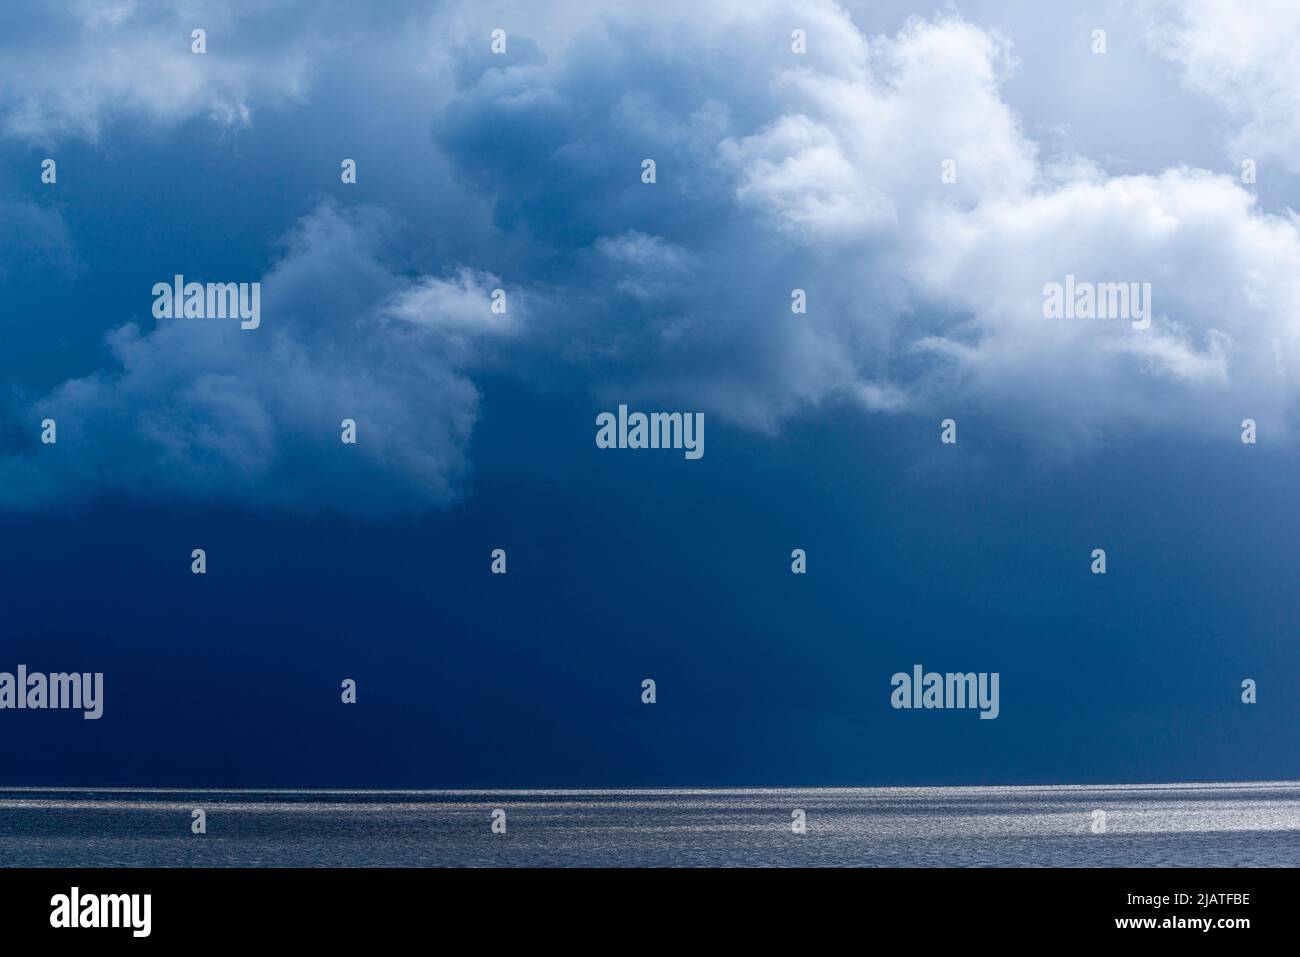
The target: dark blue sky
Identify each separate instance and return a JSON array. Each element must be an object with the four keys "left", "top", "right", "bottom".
[
  {"left": 2, "top": 381, "right": 1294, "bottom": 786},
  {"left": 0, "top": 1, "right": 1297, "bottom": 786}
]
